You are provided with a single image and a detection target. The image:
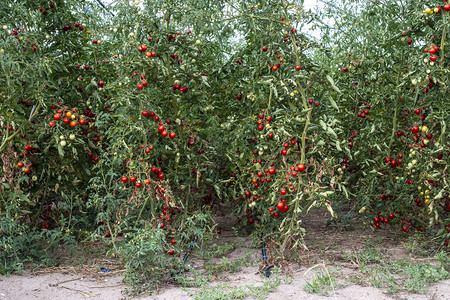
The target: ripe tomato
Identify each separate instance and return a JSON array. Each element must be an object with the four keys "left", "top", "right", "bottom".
[
  {"left": 79, "top": 119, "right": 86, "bottom": 126},
  {"left": 161, "top": 130, "right": 168, "bottom": 137},
  {"left": 135, "top": 182, "right": 142, "bottom": 188},
  {"left": 63, "top": 118, "right": 70, "bottom": 125},
  {"left": 171, "top": 239, "right": 176, "bottom": 245},
  {"left": 70, "top": 121, "right": 77, "bottom": 128},
  {"left": 23, "top": 167, "right": 30, "bottom": 173},
  {"left": 280, "top": 189, "right": 287, "bottom": 195},
  {"left": 121, "top": 176, "right": 128, "bottom": 183},
  {"left": 138, "top": 84, "right": 144, "bottom": 90},
  {"left": 130, "top": 176, "right": 136, "bottom": 182},
  {"left": 298, "top": 164, "right": 305, "bottom": 172},
  {"left": 54, "top": 113, "right": 61, "bottom": 120},
  {"left": 17, "top": 162, "right": 24, "bottom": 168},
  {"left": 276, "top": 202, "right": 284, "bottom": 210},
  {"left": 169, "top": 132, "right": 176, "bottom": 139}
]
